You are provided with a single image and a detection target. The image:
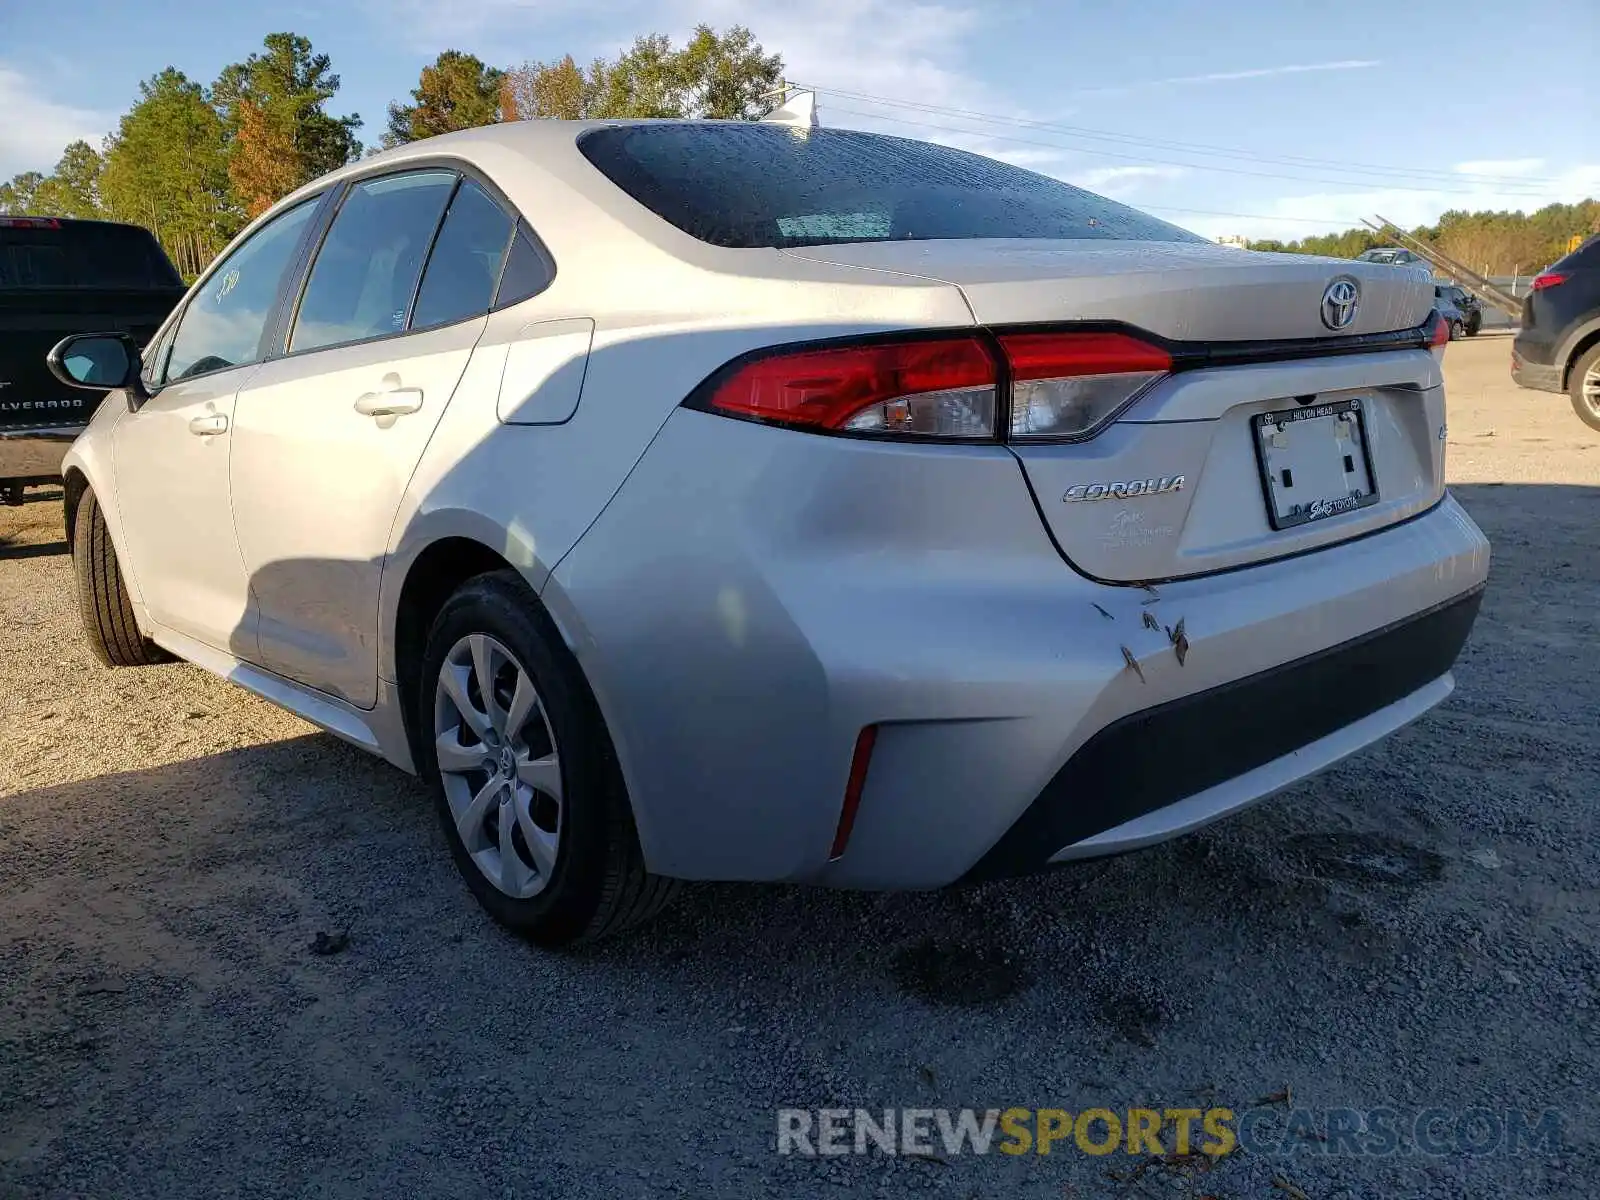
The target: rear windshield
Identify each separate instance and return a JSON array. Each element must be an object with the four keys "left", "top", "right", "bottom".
[
  {"left": 0, "top": 223, "right": 182, "bottom": 288},
  {"left": 578, "top": 124, "right": 1205, "bottom": 249}
]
